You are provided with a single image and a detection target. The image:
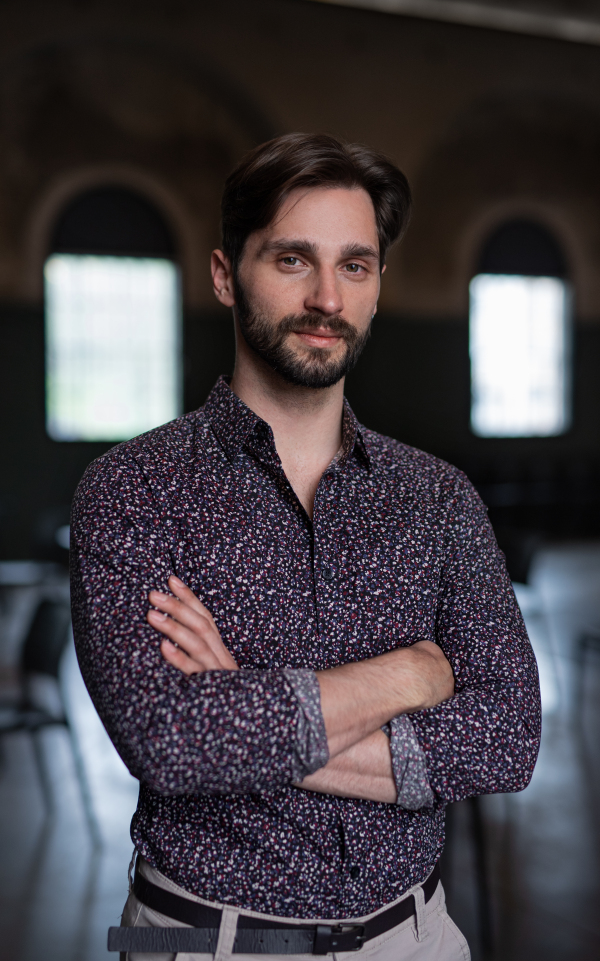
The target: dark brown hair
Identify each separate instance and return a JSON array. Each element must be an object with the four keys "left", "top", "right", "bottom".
[{"left": 221, "top": 132, "right": 412, "bottom": 271}]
